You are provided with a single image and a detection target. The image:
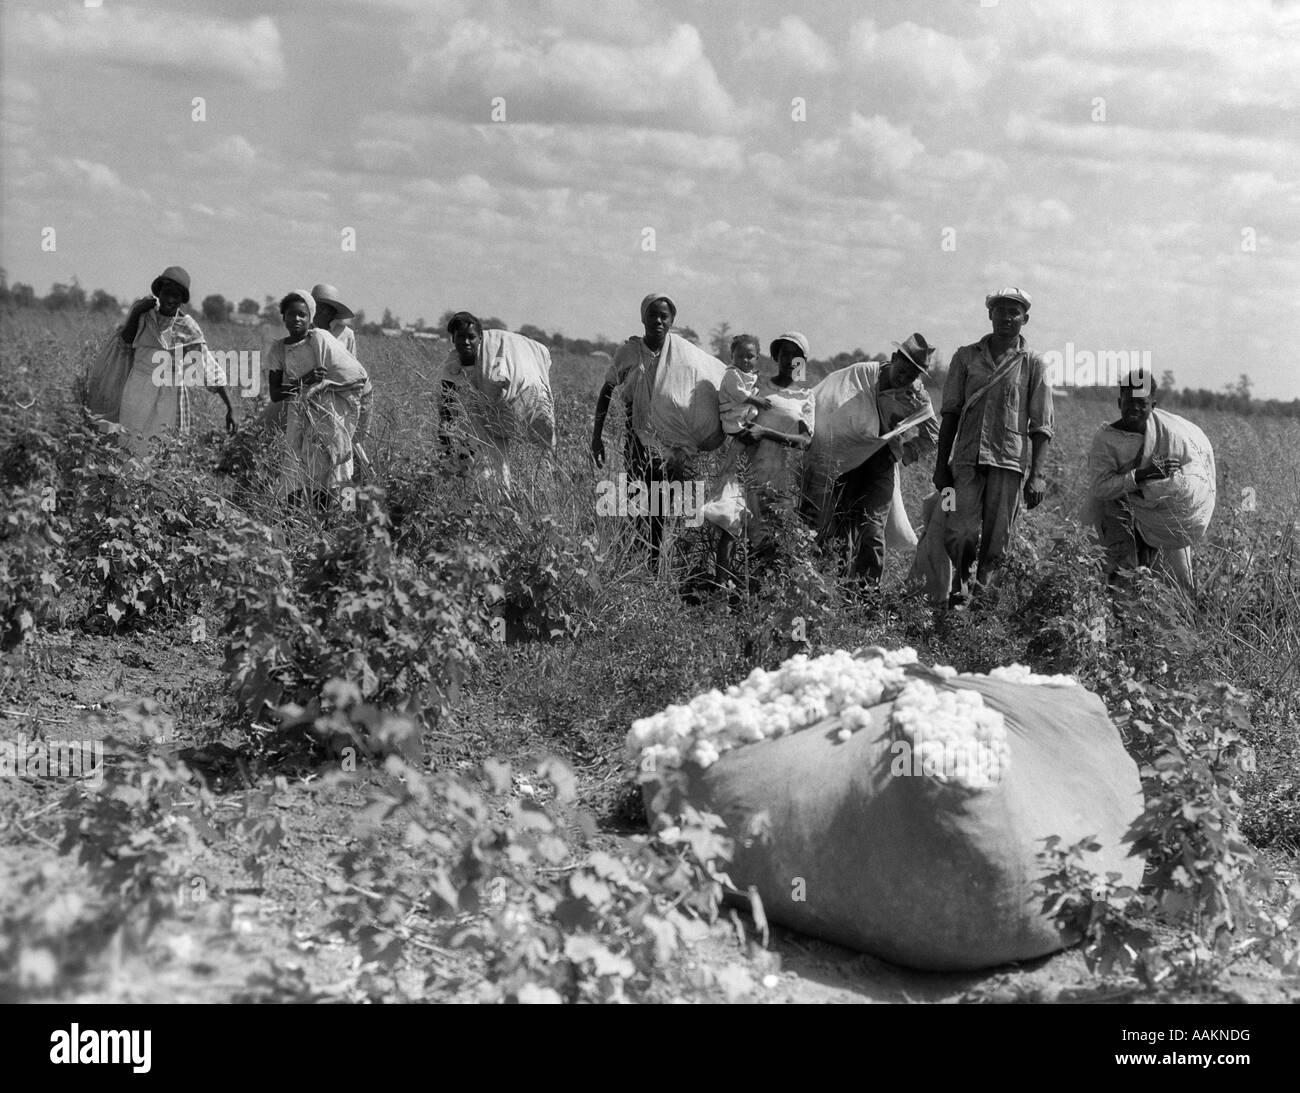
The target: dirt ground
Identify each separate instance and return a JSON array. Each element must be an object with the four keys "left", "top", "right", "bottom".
[{"left": 2, "top": 624, "right": 1297, "bottom": 1004}]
